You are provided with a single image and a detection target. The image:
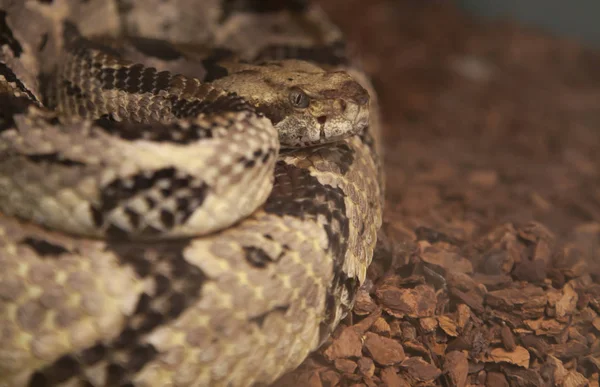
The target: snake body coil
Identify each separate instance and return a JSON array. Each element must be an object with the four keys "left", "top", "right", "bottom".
[{"left": 0, "top": 1, "right": 383, "bottom": 386}]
